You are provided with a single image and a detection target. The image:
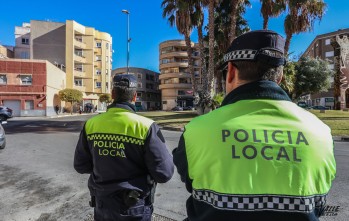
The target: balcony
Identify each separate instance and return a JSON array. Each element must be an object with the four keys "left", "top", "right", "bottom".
[
  {"left": 74, "top": 69, "right": 89, "bottom": 79},
  {"left": 74, "top": 53, "right": 86, "bottom": 63},
  {"left": 160, "top": 51, "right": 188, "bottom": 59},
  {"left": 73, "top": 85, "right": 86, "bottom": 91},
  {"left": 94, "top": 61, "right": 102, "bottom": 68},
  {"left": 159, "top": 72, "right": 191, "bottom": 80},
  {"left": 159, "top": 83, "right": 192, "bottom": 90},
  {"left": 74, "top": 38, "right": 86, "bottom": 49},
  {"left": 160, "top": 62, "right": 188, "bottom": 70},
  {"left": 94, "top": 47, "right": 102, "bottom": 54}
]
